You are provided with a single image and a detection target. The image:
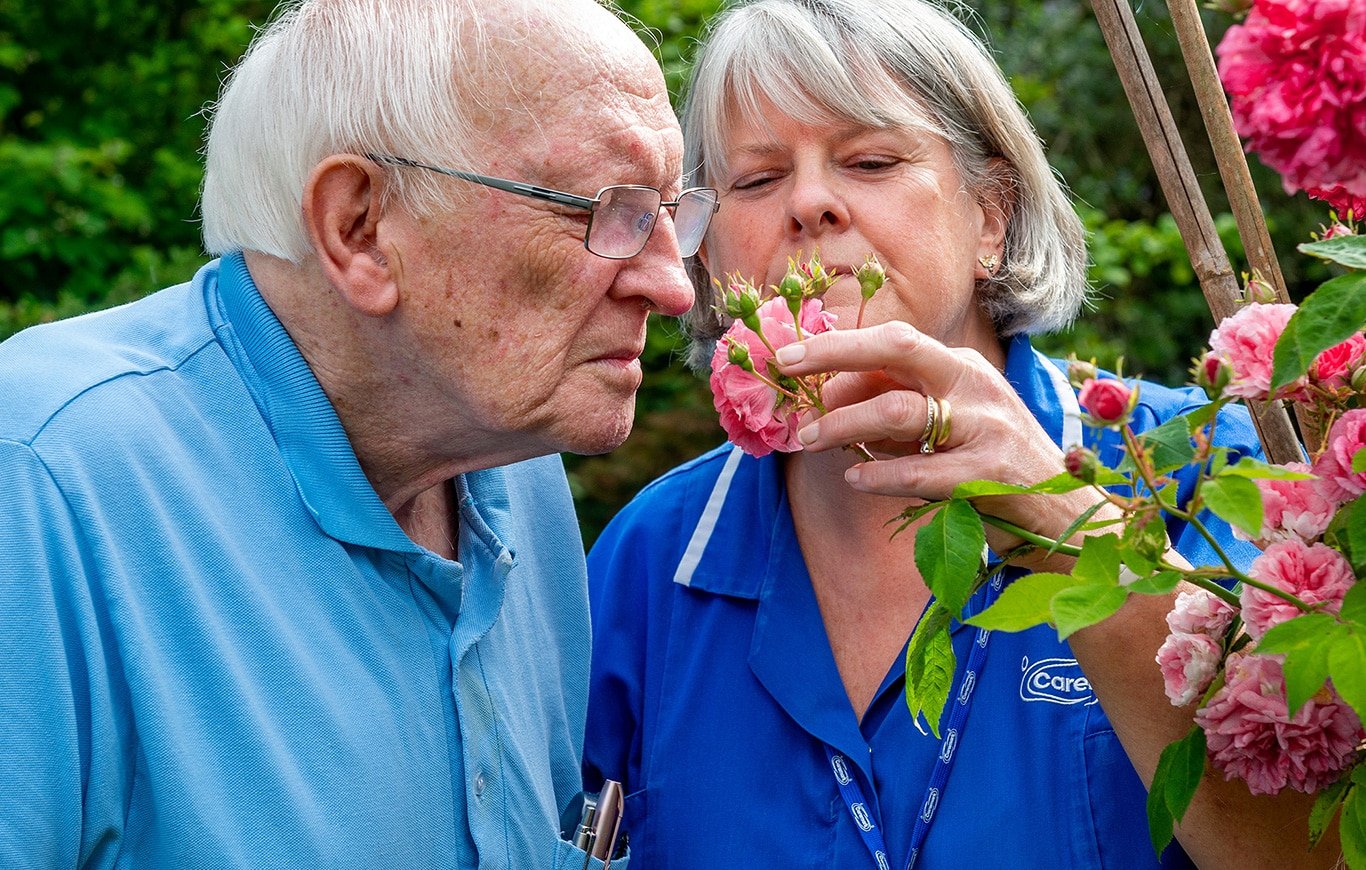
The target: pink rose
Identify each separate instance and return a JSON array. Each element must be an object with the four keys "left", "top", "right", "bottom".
[
  {"left": 1077, "top": 378, "right": 1133, "bottom": 425},
  {"left": 1216, "top": 0, "right": 1366, "bottom": 207},
  {"left": 1157, "top": 631, "right": 1224, "bottom": 707},
  {"left": 1234, "top": 462, "right": 1337, "bottom": 545},
  {"left": 709, "top": 297, "right": 837, "bottom": 457},
  {"left": 1312, "top": 408, "right": 1366, "bottom": 501},
  {"left": 1196, "top": 653, "right": 1364, "bottom": 795},
  {"left": 1310, "top": 333, "right": 1366, "bottom": 390},
  {"left": 1166, "top": 589, "right": 1238, "bottom": 638},
  {"left": 1242, "top": 540, "right": 1356, "bottom": 639},
  {"left": 1207, "top": 303, "right": 1307, "bottom": 401}
]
